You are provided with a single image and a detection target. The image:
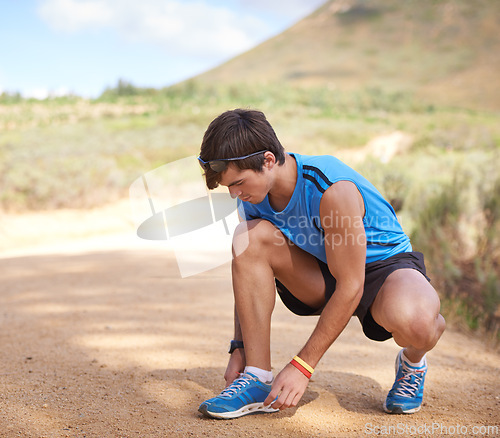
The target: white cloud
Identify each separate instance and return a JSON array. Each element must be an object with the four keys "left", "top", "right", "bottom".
[
  {"left": 24, "top": 87, "right": 50, "bottom": 100},
  {"left": 37, "top": 0, "right": 114, "bottom": 32},
  {"left": 37, "top": 0, "right": 276, "bottom": 59},
  {"left": 23, "top": 86, "right": 72, "bottom": 99}
]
